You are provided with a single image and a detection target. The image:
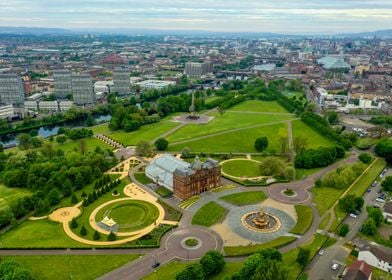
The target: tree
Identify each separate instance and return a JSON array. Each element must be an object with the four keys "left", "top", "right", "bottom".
[
  {"left": 251, "top": 259, "right": 288, "bottom": 280},
  {"left": 71, "top": 193, "right": 78, "bottom": 204},
  {"left": 0, "top": 260, "right": 34, "bottom": 280},
  {"left": 79, "top": 139, "right": 87, "bottom": 154},
  {"left": 107, "top": 231, "right": 116, "bottom": 241},
  {"left": 358, "top": 153, "right": 372, "bottom": 164},
  {"left": 254, "top": 137, "right": 268, "bottom": 152},
  {"left": 154, "top": 138, "right": 169, "bottom": 151},
  {"left": 368, "top": 208, "right": 384, "bottom": 227},
  {"left": 30, "top": 137, "right": 43, "bottom": 148},
  {"left": 47, "top": 188, "right": 60, "bottom": 206},
  {"left": 327, "top": 111, "right": 339, "bottom": 124},
  {"left": 338, "top": 224, "right": 350, "bottom": 237},
  {"left": 56, "top": 135, "right": 67, "bottom": 144},
  {"left": 176, "top": 263, "right": 205, "bottom": 280},
  {"left": 381, "top": 176, "right": 392, "bottom": 192},
  {"left": 80, "top": 225, "right": 87, "bottom": 236},
  {"left": 93, "top": 230, "right": 101, "bottom": 240},
  {"left": 17, "top": 133, "right": 31, "bottom": 150},
  {"left": 136, "top": 140, "right": 153, "bottom": 157},
  {"left": 296, "top": 248, "right": 310, "bottom": 268},
  {"left": 200, "top": 251, "right": 225, "bottom": 276},
  {"left": 70, "top": 218, "right": 78, "bottom": 229},
  {"left": 361, "top": 218, "right": 377, "bottom": 236},
  {"left": 338, "top": 195, "right": 364, "bottom": 213},
  {"left": 293, "top": 137, "right": 308, "bottom": 153}
]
